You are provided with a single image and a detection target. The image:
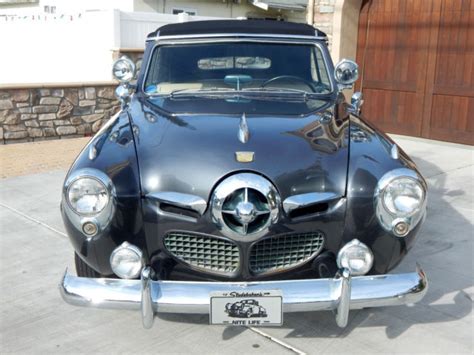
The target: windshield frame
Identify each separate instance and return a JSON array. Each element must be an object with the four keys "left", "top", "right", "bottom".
[{"left": 140, "top": 37, "right": 336, "bottom": 98}]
